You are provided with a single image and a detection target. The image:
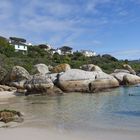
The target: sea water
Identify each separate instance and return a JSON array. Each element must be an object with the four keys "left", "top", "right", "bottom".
[{"left": 0, "top": 86, "right": 140, "bottom": 132}]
